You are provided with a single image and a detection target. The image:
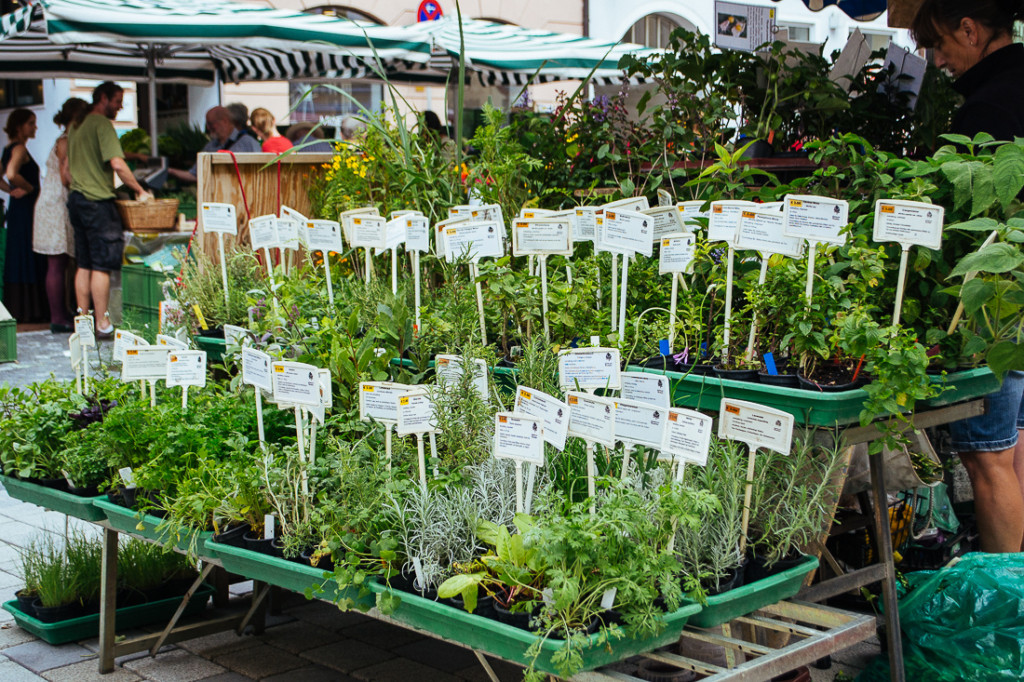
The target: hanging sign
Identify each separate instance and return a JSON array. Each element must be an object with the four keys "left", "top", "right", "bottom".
[
  {"left": 512, "top": 218, "right": 573, "bottom": 256},
  {"left": 661, "top": 408, "right": 714, "bottom": 465},
  {"left": 659, "top": 233, "right": 697, "bottom": 274},
  {"left": 349, "top": 215, "right": 388, "bottom": 250},
  {"left": 613, "top": 398, "right": 666, "bottom": 450},
  {"left": 708, "top": 200, "right": 757, "bottom": 243},
  {"left": 735, "top": 208, "right": 805, "bottom": 257},
  {"left": 602, "top": 209, "right": 653, "bottom": 257},
  {"left": 201, "top": 202, "right": 237, "bottom": 235},
  {"left": 166, "top": 350, "right": 207, "bottom": 388},
  {"left": 514, "top": 387, "right": 570, "bottom": 451},
  {"left": 718, "top": 398, "right": 794, "bottom": 454},
  {"left": 304, "top": 220, "right": 344, "bottom": 254},
  {"left": 714, "top": 1, "right": 776, "bottom": 52},
  {"left": 404, "top": 215, "right": 430, "bottom": 253},
  {"left": 493, "top": 413, "right": 545, "bottom": 466},
  {"left": 642, "top": 205, "right": 685, "bottom": 240},
  {"left": 436, "top": 354, "right": 488, "bottom": 399},
  {"left": 441, "top": 220, "right": 504, "bottom": 262},
  {"left": 782, "top": 195, "right": 849, "bottom": 245},
  {"left": 397, "top": 389, "right": 438, "bottom": 435},
  {"left": 249, "top": 215, "right": 279, "bottom": 251},
  {"left": 358, "top": 381, "right": 406, "bottom": 423},
  {"left": 121, "top": 346, "right": 169, "bottom": 382},
  {"left": 620, "top": 371, "right": 670, "bottom": 408},
  {"left": 242, "top": 347, "right": 273, "bottom": 393},
  {"left": 558, "top": 347, "right": 622, "bottom": 391},
  {"left": 74, "top": 315, "right": 95, "bottom": 348},
  {"left": 873, "top": 199, "right": 944, "bottom": 250},
  {"left": 573, "top": 207, "right": 598, "bottom": 243},
  {"left": 272, "top": 361, "right": 321, "bottom": 407},
  {"left": 677, "top": 200, "right": 708, "bottom": 229},
  {"left": 156, "top": 334, "right": 188, "bottom": 350},
  {"left": 566, "top": 392, "right": 616, "bottom": 448}
]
